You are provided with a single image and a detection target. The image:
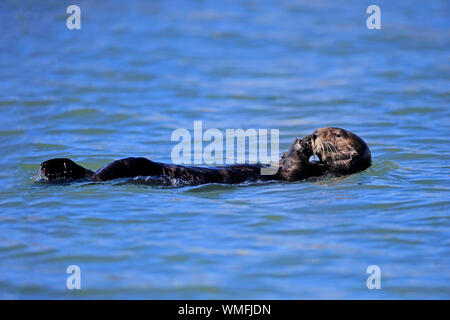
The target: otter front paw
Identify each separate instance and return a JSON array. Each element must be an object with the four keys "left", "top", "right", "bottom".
[{"left": 285, "top": 137, "right": 312, "bottom": 163}]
